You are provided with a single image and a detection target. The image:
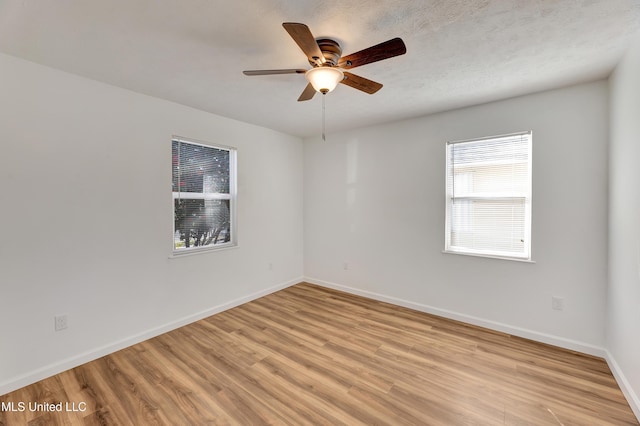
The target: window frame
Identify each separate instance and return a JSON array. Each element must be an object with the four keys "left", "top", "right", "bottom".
[
  {"left": 444, "top": 131, "right": 533, "bottom": 261},
  {"left": 171, "top": 136, "right": 237, "bottom": 256}
]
